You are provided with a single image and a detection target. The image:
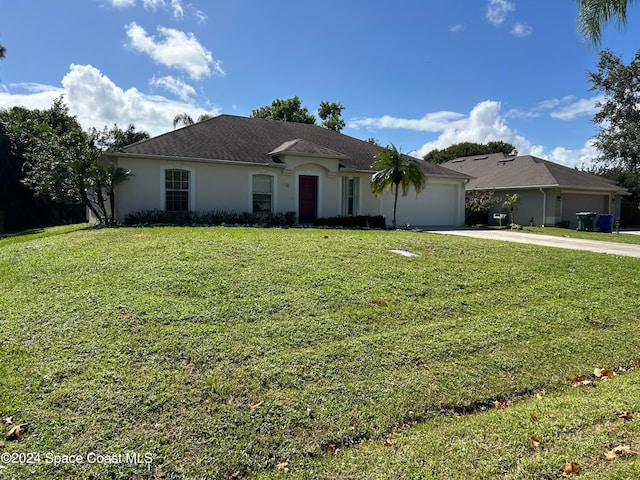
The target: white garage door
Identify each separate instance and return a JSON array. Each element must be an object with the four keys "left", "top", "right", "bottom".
[{"left": 383, "top": 182, "right": 459, "bottom": 226}]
